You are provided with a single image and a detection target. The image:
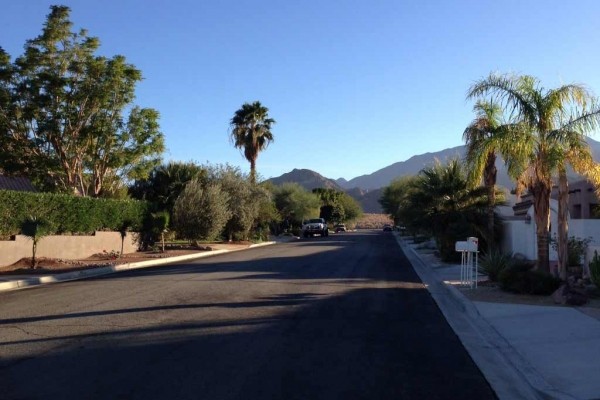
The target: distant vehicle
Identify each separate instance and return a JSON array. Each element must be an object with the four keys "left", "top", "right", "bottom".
[
  {"left": 334, "top": 224, "right": 347, "bottom": 233},
  {"left": 383, "top": 224, "right": 393, "bottom": 232},
  {"left": 302, "top": 218, "right": 329, "bottom": 238}
]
